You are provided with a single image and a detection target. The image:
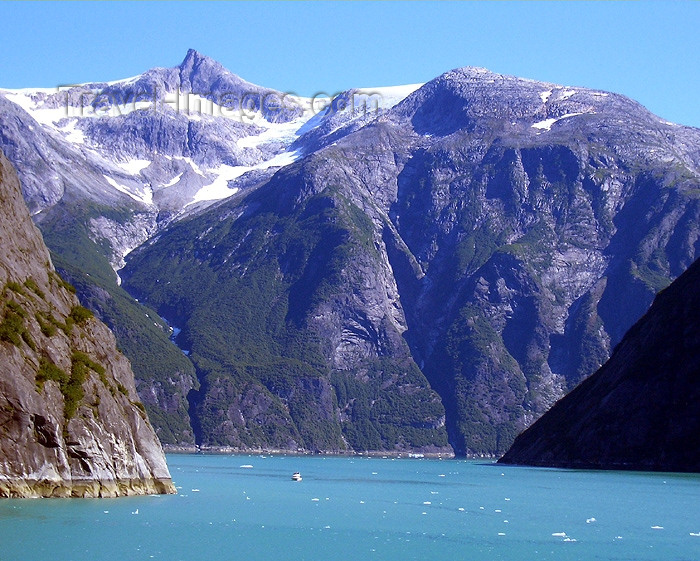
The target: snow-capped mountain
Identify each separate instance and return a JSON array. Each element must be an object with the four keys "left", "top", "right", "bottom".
[
  {"left": 2, "top": 50, "right": 699, "bottom": 456},
  {"left": 0, "top": 49, "right": 422, "bottom": 271}
]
